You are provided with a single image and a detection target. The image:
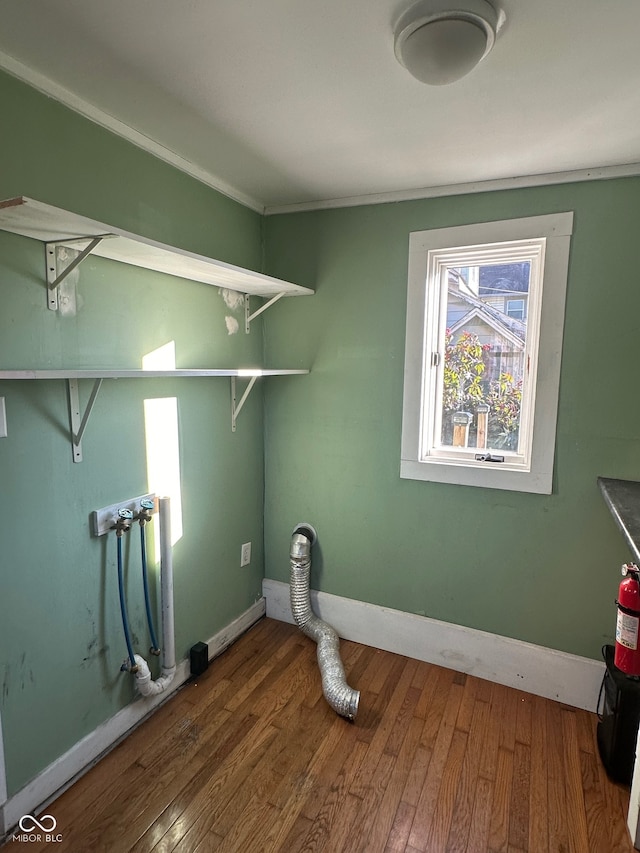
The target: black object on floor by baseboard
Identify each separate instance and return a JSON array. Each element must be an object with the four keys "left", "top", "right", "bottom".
[
  {"left": 190, "top": 641, "right": 209, "bottom": 677},
  {"left": 597, "top": 644, "right": 640, "bottom": 786}
]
